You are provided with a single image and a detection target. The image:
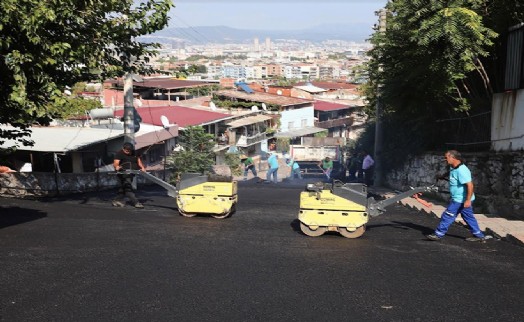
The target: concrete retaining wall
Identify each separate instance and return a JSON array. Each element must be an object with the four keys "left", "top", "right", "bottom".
[
  {"left": 385, "top": 151, "right": 524, "bottom": 220},
  {"left": 0, "top": 170, "right": 173, "bottom": 198}
]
